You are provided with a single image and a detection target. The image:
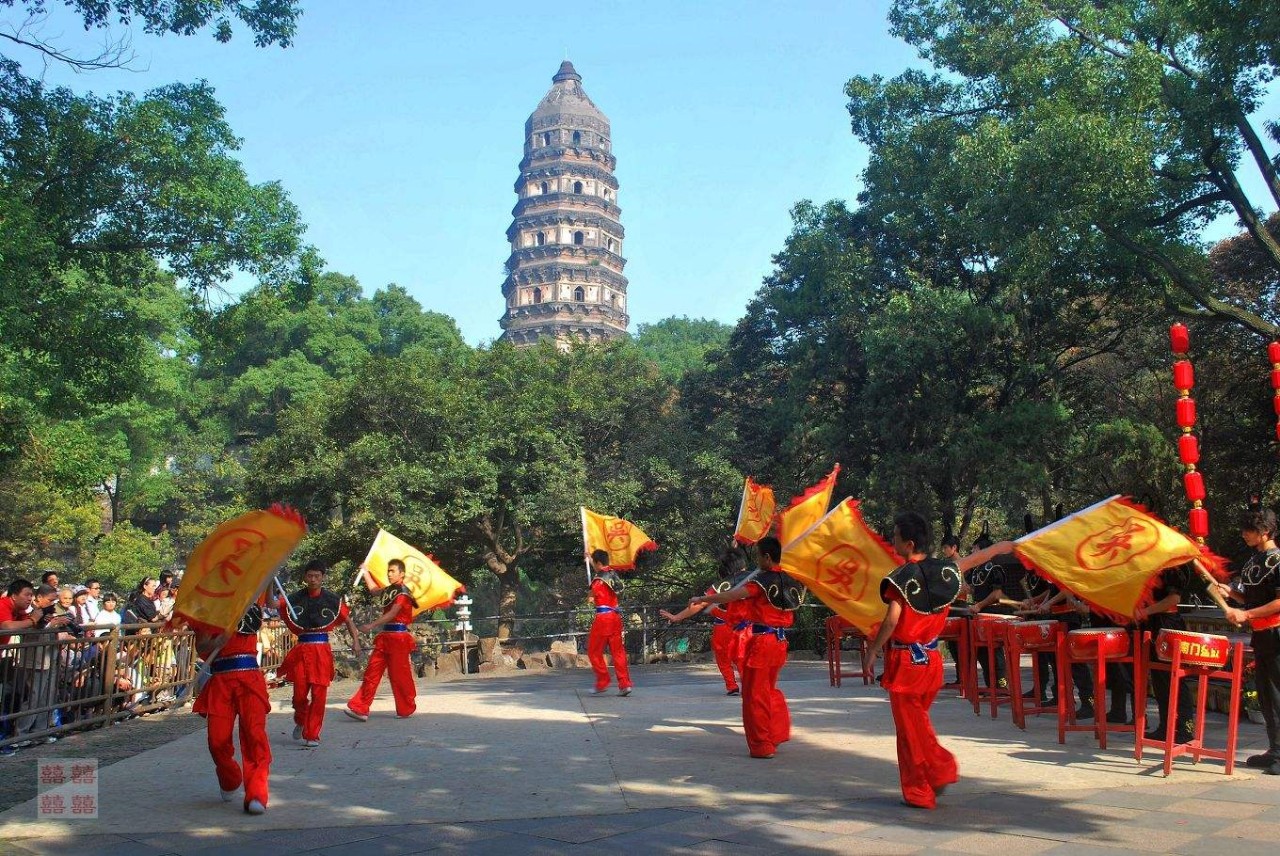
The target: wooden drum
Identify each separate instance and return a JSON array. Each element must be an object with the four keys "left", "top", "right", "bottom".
[
  {"left": 1155, "top": 628, "right": 1230, "bottom": 669},
  {"left": 1010, "top": 620, "right": 1058, "bottom": 651},
  {"left": 939, "top": 615, "right": 966, "bottom": 640},
  {"left": 1066, "top": 628, "right": 1129, "bottom": 660},
  {"left": 972, "top": 614, "right": 1017, "bottom": 644}
]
